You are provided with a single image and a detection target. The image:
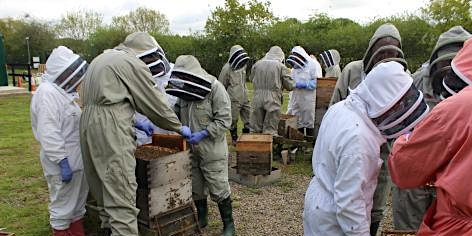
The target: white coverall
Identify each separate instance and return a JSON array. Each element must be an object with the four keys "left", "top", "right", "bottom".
[
  {"left": 31, "top": 81, "right": 88, "bottom": 230},
  {"left": 304, "top": 62, "right": 419, "bottom": 235},
  {"left": 286, "top": 46, "right": 322, "bottom": 128}
]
